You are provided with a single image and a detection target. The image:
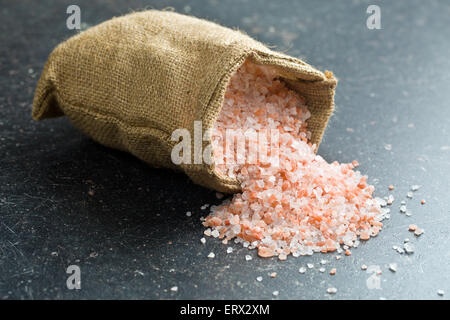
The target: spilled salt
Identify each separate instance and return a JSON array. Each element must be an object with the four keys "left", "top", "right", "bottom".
[{"left": 203, "top": 61, "right": 384, "bottom": 259}]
